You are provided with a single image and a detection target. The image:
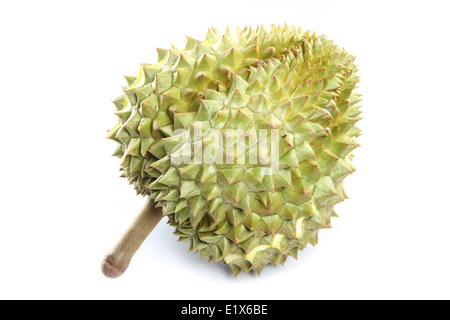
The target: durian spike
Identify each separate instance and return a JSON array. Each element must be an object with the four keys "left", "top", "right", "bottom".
[{"left": 101, "top": 197, "right": 163, "bottom": 278}]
